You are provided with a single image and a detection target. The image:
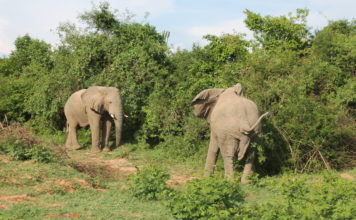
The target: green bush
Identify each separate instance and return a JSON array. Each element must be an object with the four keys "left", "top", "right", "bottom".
[
  {"left": 168, "top": 177, "right": 244, "bottom": 220},
  {"left": 129, "top": 165, "right": 171, "bottom": 200},
  {"left": 0, "top": 137, "right": 54, "bottom": 163},
  {"left": 240, "top": 172, "right": 356, "bottom": 219}
]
